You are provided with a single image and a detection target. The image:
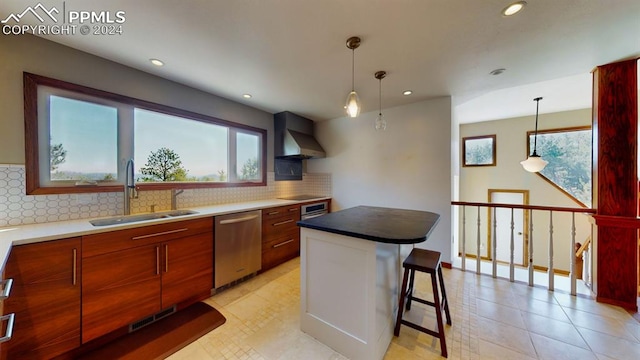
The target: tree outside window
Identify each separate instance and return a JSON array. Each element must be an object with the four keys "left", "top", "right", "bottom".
[{"left": 528, "top": 126, "right": 592, "bottom": 207}]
